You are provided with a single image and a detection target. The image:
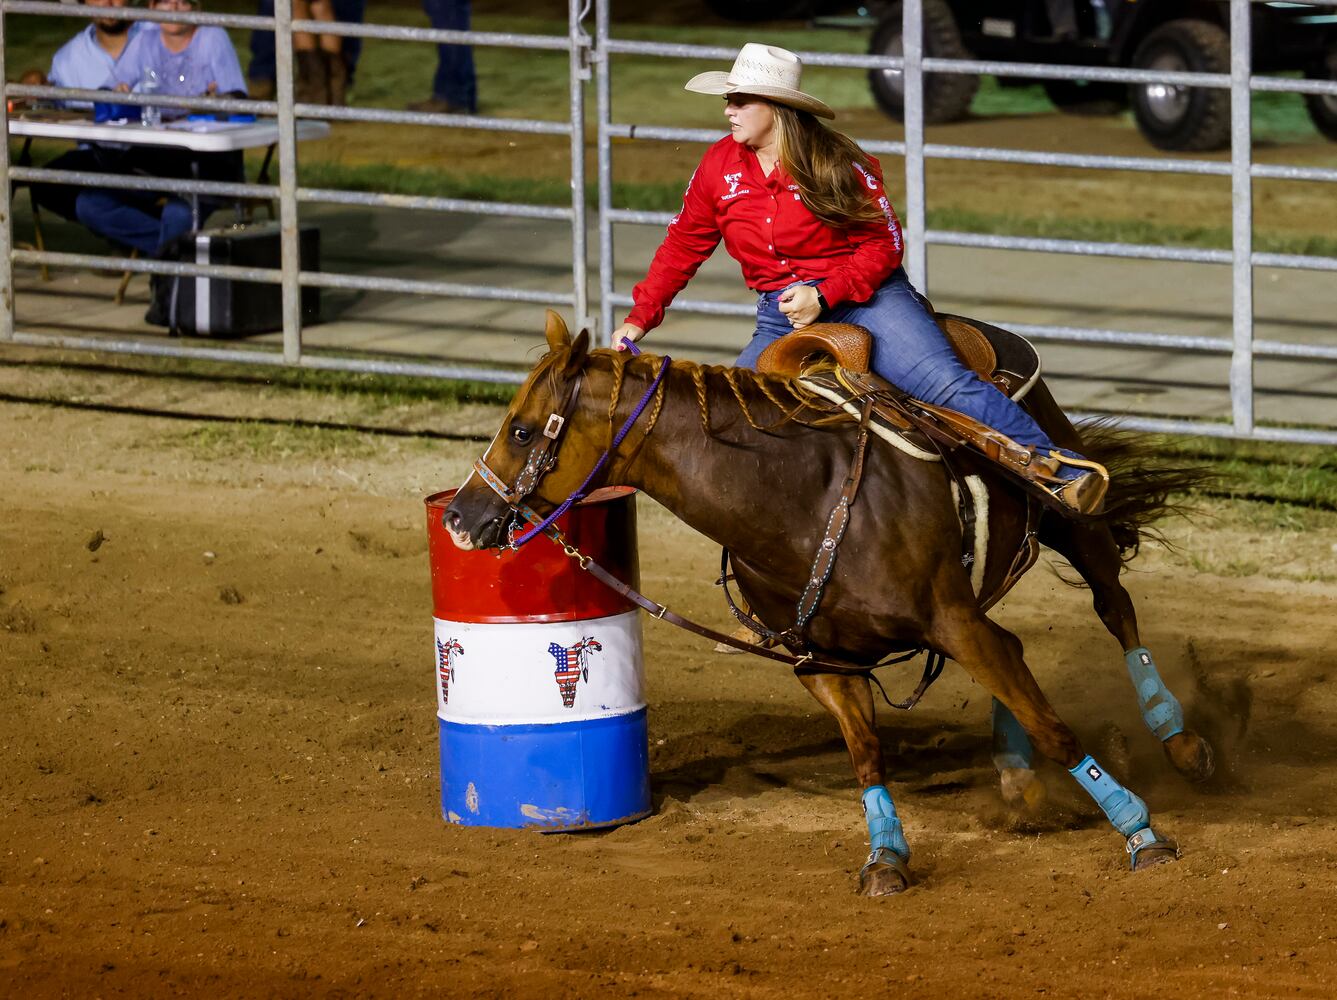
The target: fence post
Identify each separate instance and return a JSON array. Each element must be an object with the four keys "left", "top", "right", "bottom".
[
  {"left": 569, "top": 0, "right": 591, "bottom": 337},
  {"left": 0, "top": 3, "right": 13, "bottom": 342},
  {"left": 902, "top": 0, "right": 927, "bottom": 293},
  {"left": 274, "top": 0, "right": 302, "bottom": 364},
  {"left": 1229, "top": 0, "right": 1254, "bottom": 435},
  {"left": 595, "top": 0, "right": 614, "bottom": 346}
]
